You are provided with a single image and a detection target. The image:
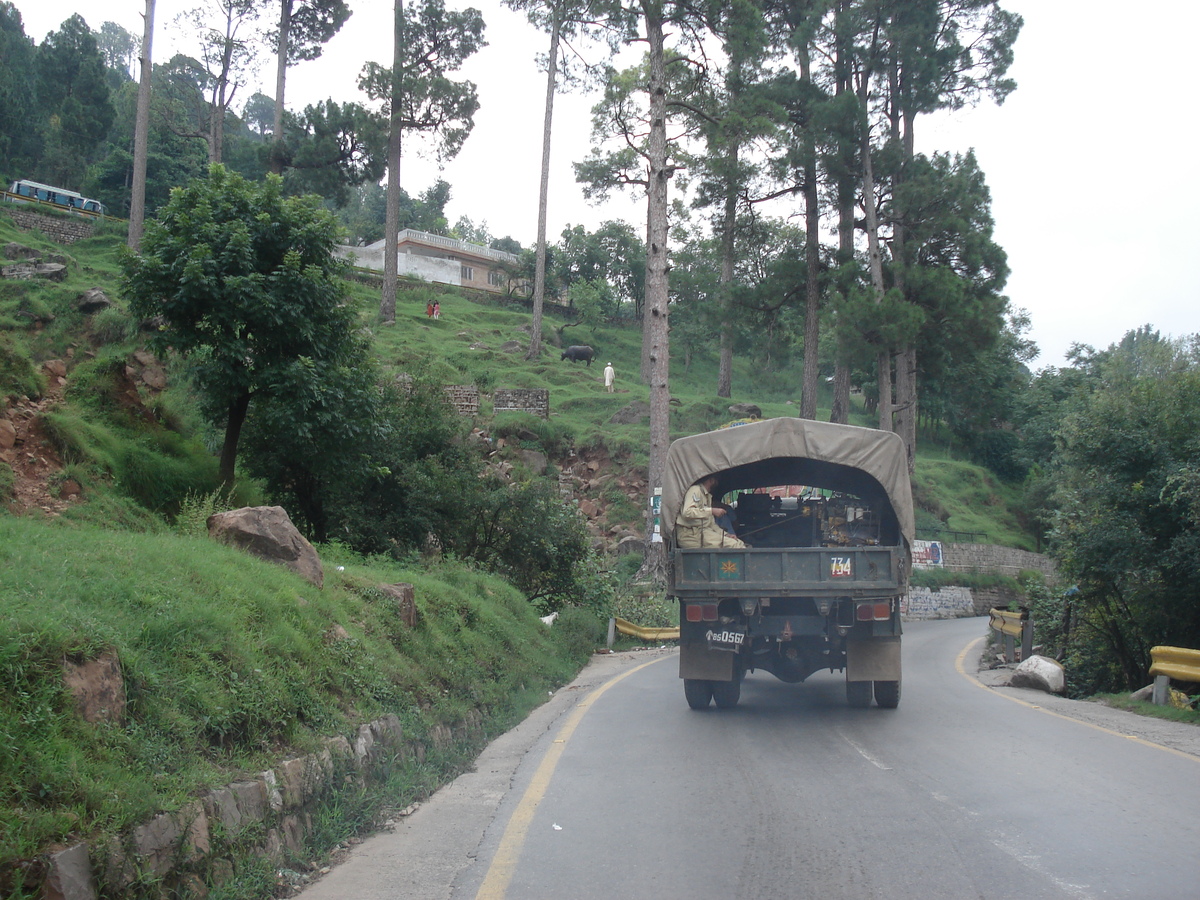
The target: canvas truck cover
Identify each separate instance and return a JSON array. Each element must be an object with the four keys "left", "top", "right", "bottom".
[{"left": 661, "top": 417, "right": 915, "bottom": 545}]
